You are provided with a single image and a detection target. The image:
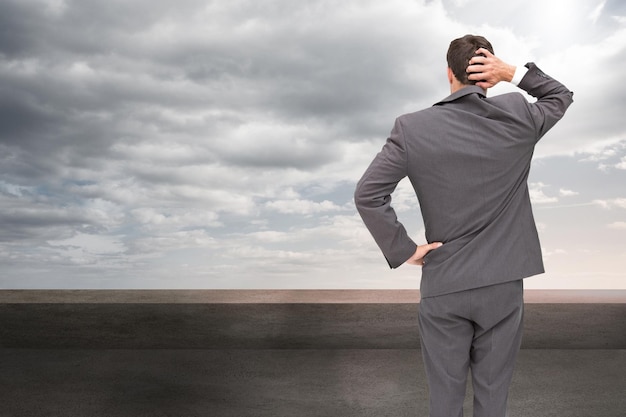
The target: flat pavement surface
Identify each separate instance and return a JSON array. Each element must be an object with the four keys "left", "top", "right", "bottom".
[
  {"left": 1, "top": 303, "right": 625, "bottom": 349},
  {"left": 1, "top": 291, "right": 624, "bottom": 416},
  {"left": 1, "top": 348, "right": 624, "bottom": 417}
]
